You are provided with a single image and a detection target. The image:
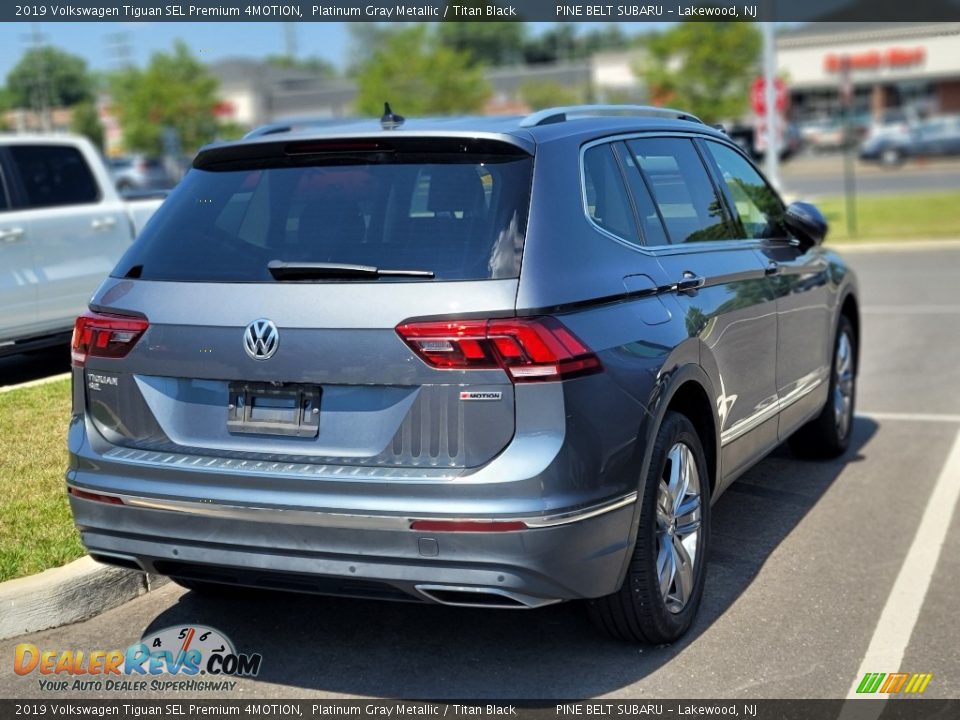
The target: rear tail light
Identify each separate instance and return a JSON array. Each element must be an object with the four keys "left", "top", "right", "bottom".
[
  {"left": 72, "top": 312, "right": 149, "bottom": 367},
  {"left": 395, "top": 316, "right": 601, "bottom": 382}
]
